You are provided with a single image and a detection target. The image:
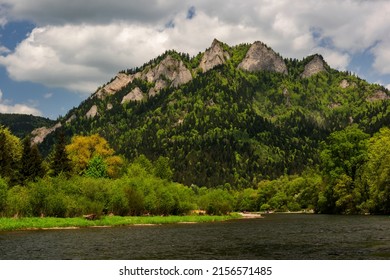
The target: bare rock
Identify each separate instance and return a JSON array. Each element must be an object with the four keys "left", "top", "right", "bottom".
[
  {"left": 31, "top": 122, "right": 62, "bottom": 145},
  {"left": 301, "top": 55, "right": 326, "bottom": 78},
  {"left": 145, "top": 55, "right": 192, "bottom": 87},
  {"left": 339, "top": 79, "right": 350, "bottom": 89},
  {"left": 121, "top": 87, "right": 144, "bottom": 104},
  {"left": 66, "top": 114, "right": 76, "bottom": 124},
  {"left": 238, "top": 41, "right": 287, "bottom": 74},
  {"left": 366, "top": 90, "right": 389, "bottom": 102},
  {"left": 106, "top": 103, "right": 113, "bottom": 110},
  {"left": 86, "top": 105, "right": 98, "bottom": 118},
  {"left": 95, "top": 73, "right": 133, "bottom": 99},
  {"left": 199, "top": 39, "right": 230, "bottom": 73}
]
